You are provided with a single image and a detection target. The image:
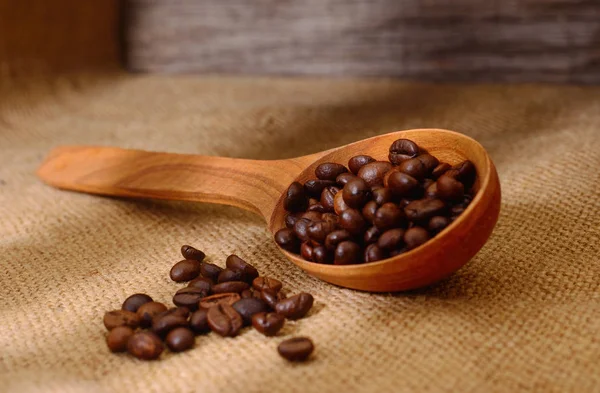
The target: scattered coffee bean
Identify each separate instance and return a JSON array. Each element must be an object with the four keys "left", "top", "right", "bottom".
[
  {"left": 127, "top": 331, "right": 163, "bottom": 360},
  {"left": 404, "top": 227, "right": 431, "bottom": 250},
  {"left": 156, "top": 307, "right": 190, "bottom": 320},
  {"left": 324, "top": 229, "right": 352, "bottom": 251},
  {"left": 207, "top": 303, "right": 243, "bottom": 337},
  {"left": 278, "top": 337, "right": 314, "bottom": 362},
  {"left": 226, "top": 255, "right": 259, "bottom": 284},
  {"left": 388, "top": 139, "right": 419, "bottom": 165},
  {"left": 152, "top": 313, "right": 189, "bottom": 337},
  {"left": 181, "top": 245, "right": 205, "bottom": 262},
  {"left": 275, "top": 293, "right": 314, "bottom": 320},
  {"left": 364, "top": 244, "right": 386, "bottom": 262},
  {"left": 218, "top": 268, "right": 244, "bottom": 283},
  {"left": 348, "top": 155, "right": 376, "bottom": 175},
  {"left": 122, "top": 293, "right": 153, "bottom": 313},
  {"left": 240, "top": 289, "right": 253, "bottom": 299},
  {"left": 104, "top": 310, "right": 141, "bottom": 331},
  {"left": 170, "top": 259, "right": 202, "bottom": 282},
  {"left": 212, "top": 281, "right": 250, "bottom": 294},
  {"left": 260, "top": 289, "right": 286, "bottom": 309},
  {"left": 137, "top": 302, "right": 168, "bottom": 327},
  {"left": 253, "top": 277, "right": 283, "bottom": 293},
  {"left": 166, "top": 327, "right": 195, "bottom": 352},
  {"left": 232, "top": 298, "right": 270, "bottom": 325},
  {"left": 304, "top": 179, "right": 335, "bottom": 198},
  {"left": 315, "top": 162, "right": 348, "bottom": 181},
  {"left": 189, "top": 309, "right": 211, "bottom": 334},
  {"left": 252, "top": 312, "right": 285, "bottom": 336},
  {"left": 106, "top": 326, "right": 134, "bottom": 352},
  {"left": 173, "top": 287, "right": 209, "bottom": 310},
  {"left": 284, "top": 182, "right": 309, "bottom": 212},
  {"left": 200, "top": 262, "right": 223, "bottom": 282},
  {"left": 336, "top": 172, "right": 357, "bottom": 186},
  {"left": 357, "top": 161, "right": 393, "bottom": 188},
  {"left": 334, "top": 241, "right": 362, "bottom": 265},
  {"left": 199, "top": 293, "right": 241, "bottom": 309},
  {"left": 187, "top": 277, "right": 214, "bottom": 292}
]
